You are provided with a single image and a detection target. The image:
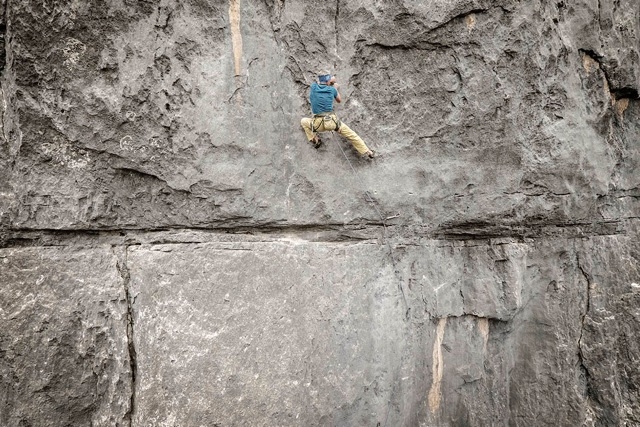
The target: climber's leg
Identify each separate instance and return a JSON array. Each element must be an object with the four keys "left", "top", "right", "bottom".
[
  {"left": 337, "top": 121, "right": 370, "bottom": 155},
  {"left": 300, "top": 117, "right": 317, "bottom": 141}
]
